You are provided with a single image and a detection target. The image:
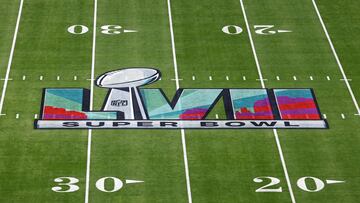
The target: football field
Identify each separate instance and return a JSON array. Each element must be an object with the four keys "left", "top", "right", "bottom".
[{"left": 0, "top": 0, "right": 360, "bottom": 202}]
